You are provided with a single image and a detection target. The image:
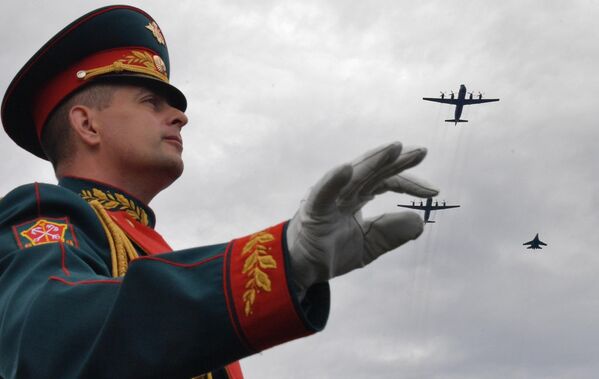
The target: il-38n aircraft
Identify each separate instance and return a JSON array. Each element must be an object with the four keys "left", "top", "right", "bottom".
[
  {"left": 397, "top": 197, "right": 460, "bottom": 224},
  {"left": 423, "top": 84, "right": 499, "bottom": 125}
]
